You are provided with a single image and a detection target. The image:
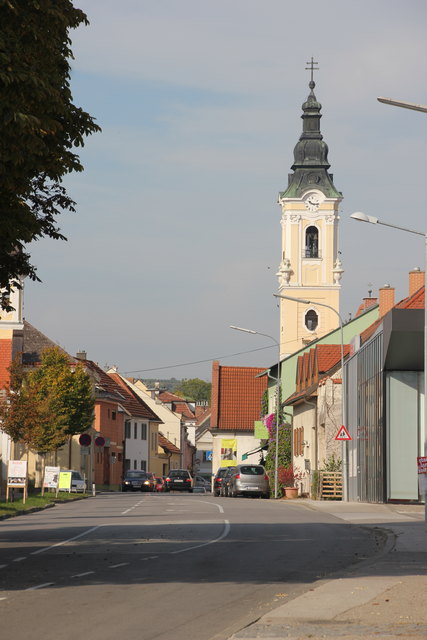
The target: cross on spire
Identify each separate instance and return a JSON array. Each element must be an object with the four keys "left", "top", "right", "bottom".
[{"left": 305, "top": 57, "right": 319, "bottom": 85}]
